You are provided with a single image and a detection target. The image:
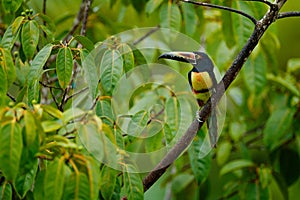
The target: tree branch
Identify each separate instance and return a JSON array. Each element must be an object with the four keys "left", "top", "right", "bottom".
[
  {"left": 278, "top": 11, "right": 300, "bottom": 19},
  {"left": 180, "top": 0, "right": 257, "bottom": 24},
  {"left": 142, "top": 0, "right": 288, "bottom": 192}
]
